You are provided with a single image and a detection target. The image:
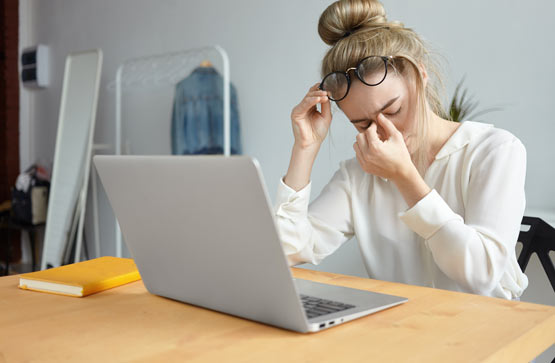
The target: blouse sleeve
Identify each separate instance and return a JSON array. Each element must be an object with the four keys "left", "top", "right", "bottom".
[
  {"left": 274, "top": 160, "right": 355, "bottom": 267},
  {"left": 399, "top": 138, "right": 527, "bottom": 296}
]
